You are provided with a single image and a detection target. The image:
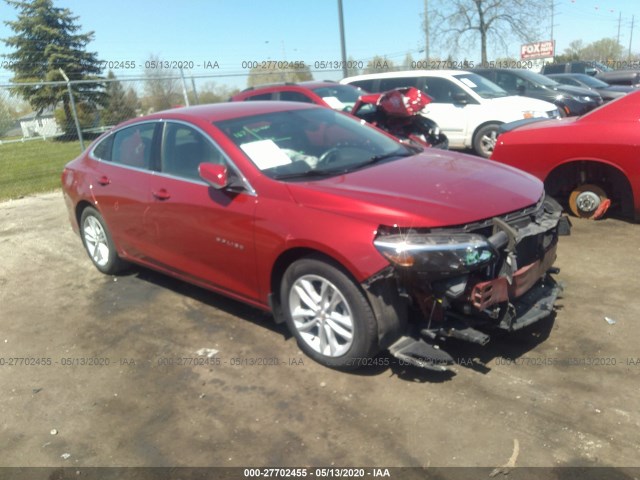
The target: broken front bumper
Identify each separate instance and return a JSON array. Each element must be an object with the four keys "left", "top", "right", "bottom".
[{"left": 369, "top": 195, "right": 571, "bottom": 371}]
